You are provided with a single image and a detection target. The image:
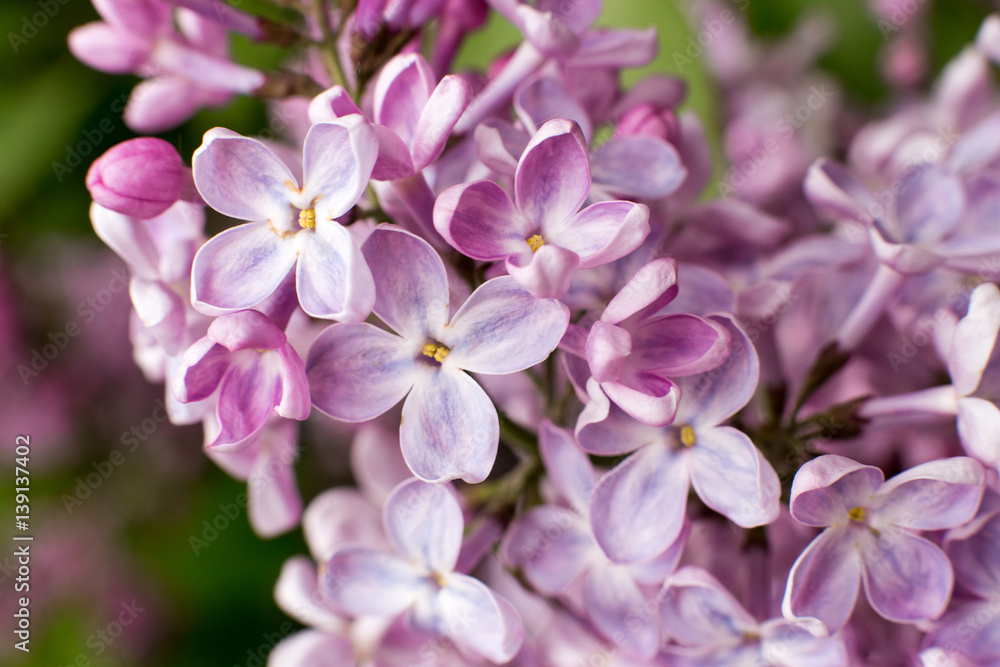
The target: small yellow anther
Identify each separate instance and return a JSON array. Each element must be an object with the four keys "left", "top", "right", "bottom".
[
  {"left": 527, "top": 234, "right": 545, "bottom": 253},
  {"left": 421, "top": 342, "right": 450, "bottom": 363},
  {"left": 298, "top": 208, "right": 316, "bottom": 229},
  {"left": 680, "top": 424, "right": 696, "bottom": 448},
  {"left": 848, "top": 506, "right": 866, "bottom": 522},
  {"left": 431, "top": 570, "right": 447, "bottom": 587}
]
